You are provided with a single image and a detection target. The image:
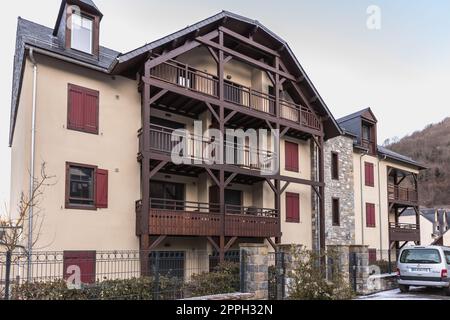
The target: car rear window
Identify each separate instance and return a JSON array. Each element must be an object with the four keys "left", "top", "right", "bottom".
[
  {"left": 400, "top": 249, "right": 441, "bottom": 264},
  {"left": 444, "top": 251, "right": 450, "bottom": 264}
]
